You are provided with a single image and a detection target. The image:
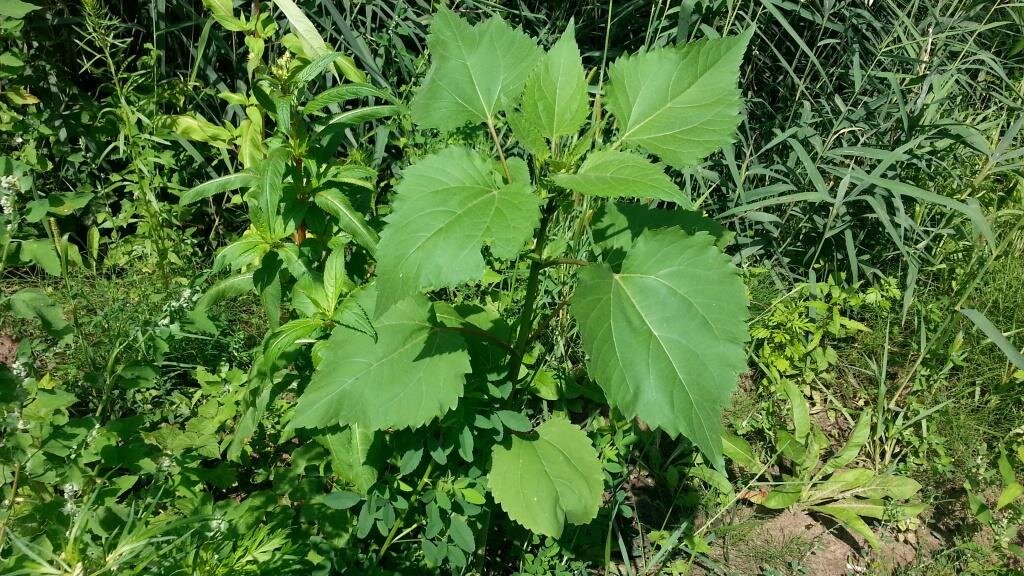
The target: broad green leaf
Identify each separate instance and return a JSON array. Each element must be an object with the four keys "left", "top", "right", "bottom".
[
  {"left": 0, "top": 0, "right": 39, "bottom": 19},
  {"left": 496, "top": 410, "right": 532, "bottom": 432},
  {"left": 690, "top": 465, "right": 735, "bottom": 497},
  {"left": 520, "top": 20, "right": 588, "bottom": 140},
  {"left": 434, "top": 302, "right": 513, "bottom": 376},
  {"left": 448, "top": 515, "right": 476, "bottom": 553},
  {"left": 809, "top": 503, "right": 881, "bottom": 548},
  {"left": 213, "top": 233, "right": 270, "bottom": 272},
  {"left": 489, "top": 418, "right": 603, "bottom": 537},
  {"left": 997, "top": 482, "right": 1024, "bottom": 510},
  {"left": 410, "top": 7, "right": 541, "bottom": 131},
  {"left": 290, "top": 289, "right": 470, "bottom": 431},
  {"left": 507, "top": 109, "right": 549, "bottom": 160},
  {"left": 201, "top": 0, "right": 246, "bottom": 31},
  {"left": 375, "top": 147, "right": 540, "bottom": 313},
  {"left": 319, "top": 424, "right": 379, "bottom": 494},
  {"left": 999, "top": 449, "right": 1018, "bottom": 486},
  {"left": 822, "top": 498, "right": 887, "bottom": 519},
  {"left": 960, "top": 308, "right": 1024, "bottom": 370},
  {"left": 820, "top": 411, "right": 870, "bottom": 476},
  {"left": 167, "top": 114, "right": 233, "bottom": 147},
  {"left": 180, "top": 172, "right": 254, "bottom": 206},
  {"left": 809, "top": 468, "right": 874, "bottom": 501},
  {"left": 591, "top": 201, "right": 731, "bottom": 267},
  {"left": 722, "top": 431, "right": 763, "bottom": 472},
  {"left": 572, "top": 229, "right": 748, "bottom": 468},
  {"left": 18, "top": 239, "right": 60, "bottom": 275},
  {"left": 271, "top": 0, "right": 365, "bottom": 83},
  {"left": 860, "top": 474, "right": 921, "bottom": 501},
  {"left": 317, "top": 491, "right": 362, "bottom": 510},
  {"left": 24, "top": 192, "right": 93, "bottom": 220},
  {"left": 292, "top": 52, "right": 351, "bottom": 86},
  {"left": 758, "top": 485, "right": 803, "bottom": 509},
  {"left": 7, "top": 288, "right": 71, "bottom": 344},
  {"left": 553, "top": 150, "right": 688, "bottom": 205},
  {"left": 314, "top": 186, "right": 379, "bottom": 255},
  {"left": 605, "top": 30, "right": 752, "bottom": 168},
  {"left": 323, "top": 249, "right": 353, "bottom": 312},
  {"left": 967, "top": 488, "right": 993, "bottom": 524},
  {"left": 781, "top": 378, "right": 810, "bottom": 441}
]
